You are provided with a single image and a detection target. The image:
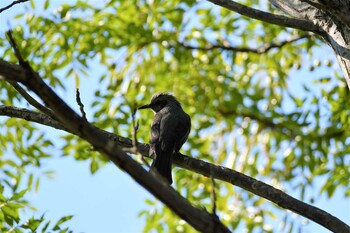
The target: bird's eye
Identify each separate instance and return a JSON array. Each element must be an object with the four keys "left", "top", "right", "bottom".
[{"left": 153, "top": 100, "right": 167, "bottom": 111}]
